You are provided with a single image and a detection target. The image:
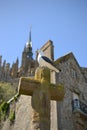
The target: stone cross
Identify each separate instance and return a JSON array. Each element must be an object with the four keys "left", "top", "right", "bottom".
[{"left": 18, "top": 66, "right": 64, "bottom": 130}]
